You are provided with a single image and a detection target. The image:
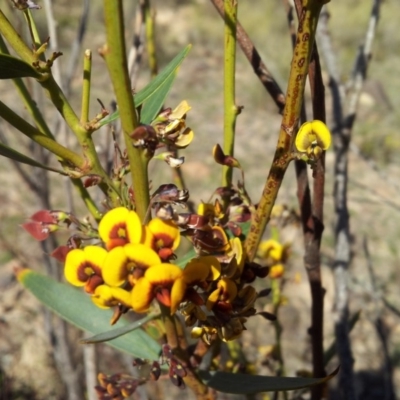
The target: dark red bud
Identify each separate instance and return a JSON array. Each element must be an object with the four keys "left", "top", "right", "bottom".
[
  {"left": 21, "top": 221, "right": 49, "bottom": 241},
  {"left": 50, "top": 245, "right": 71, "bottom": 263},
  {"left": 30, "top": 210, "right": 57, "bottom": 224}
]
